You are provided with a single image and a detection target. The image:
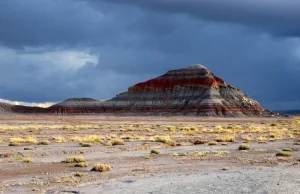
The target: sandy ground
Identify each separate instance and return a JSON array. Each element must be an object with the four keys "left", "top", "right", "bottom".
[
  {"left": 0, "top": 115, "right": 299, "bottom": 193},
  {"left": 76, "top": 166, "right": 300, "bottom": 194}
]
